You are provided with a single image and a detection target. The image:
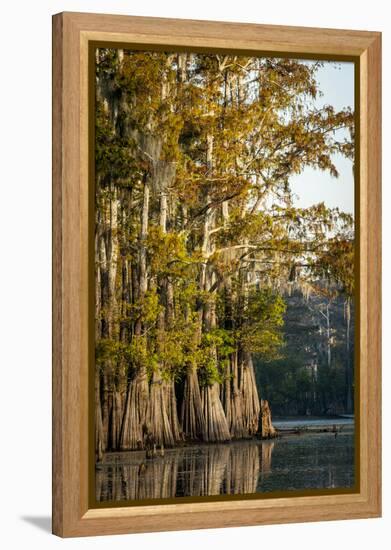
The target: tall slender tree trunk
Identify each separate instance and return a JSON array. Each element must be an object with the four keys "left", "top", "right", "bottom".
[
  {"left": 181, "top": 300, "right": 206, "bottom": 440},
  {"left": 95, "top": 200, "right": 105, "bottom": 458},
  {"left": 95, "top": 370, "right": 104, "bottom": 461},
  {"left": 199, "top": 138, "right": 231, "bottom": 442},
  {"left": 106, "top": 186, "right": 122, "bottom": 449},
  {"left": 145, "top": 164, "right": 182, "bottom": 445},
  {"left": 237, "top": 226, "right": 261, "bottom": 437},
  {"left": 120, "top": 178, "right": 150, "bottom": 450}
]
